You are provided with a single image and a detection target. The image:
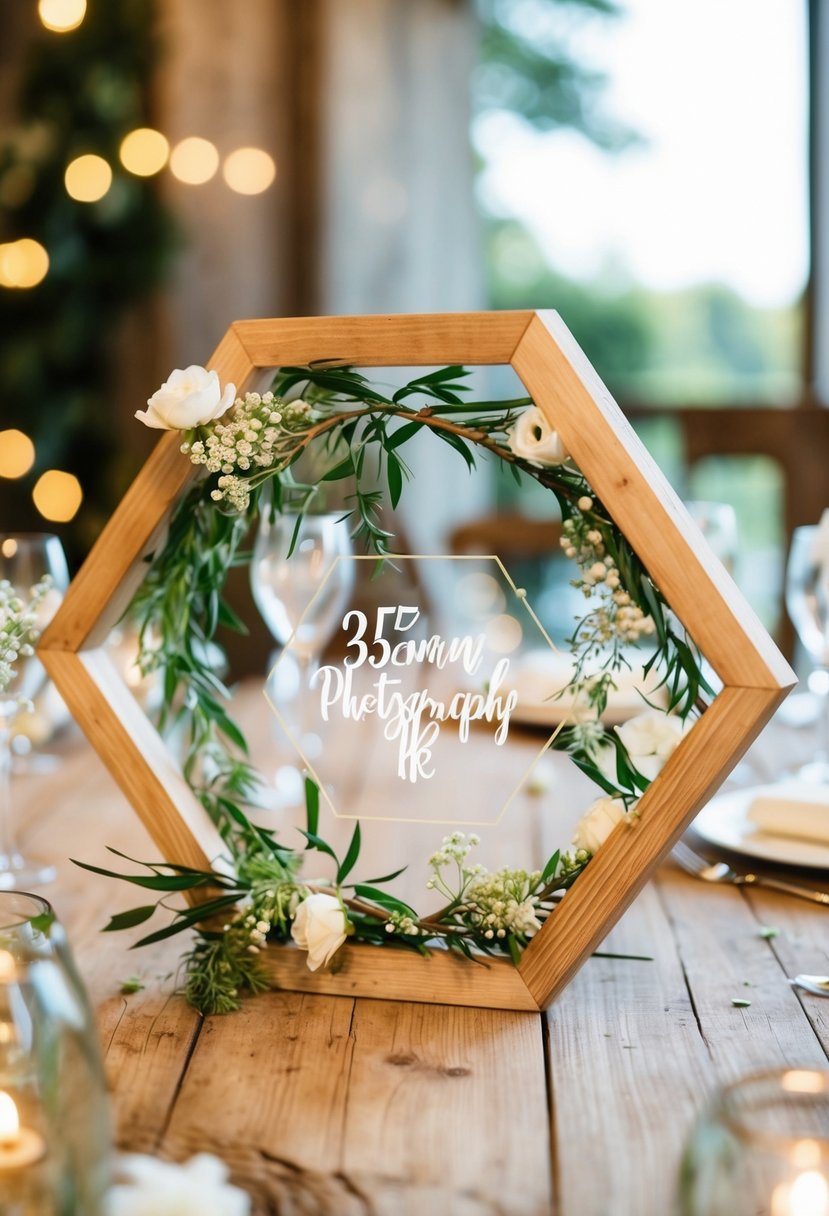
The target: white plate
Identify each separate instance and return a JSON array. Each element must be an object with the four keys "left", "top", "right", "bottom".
[
  {"left": 511, "top": 695, "right": 652, "bottom": 728},
  {"left": 693, "top": 786, "right": 829, "bottom": 871},
  {"left": 508, "top": 649, "right": 667, "bottom": 729}
]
